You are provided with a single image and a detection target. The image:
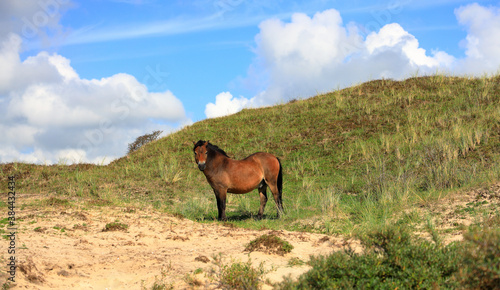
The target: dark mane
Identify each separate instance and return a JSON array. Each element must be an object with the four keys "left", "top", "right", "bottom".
[
  {"left": 208, "top": 143, "right": 230, "bottom": 158},
  {"left": 193, "top": 140, "right": 230, "bottom": 158}
]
